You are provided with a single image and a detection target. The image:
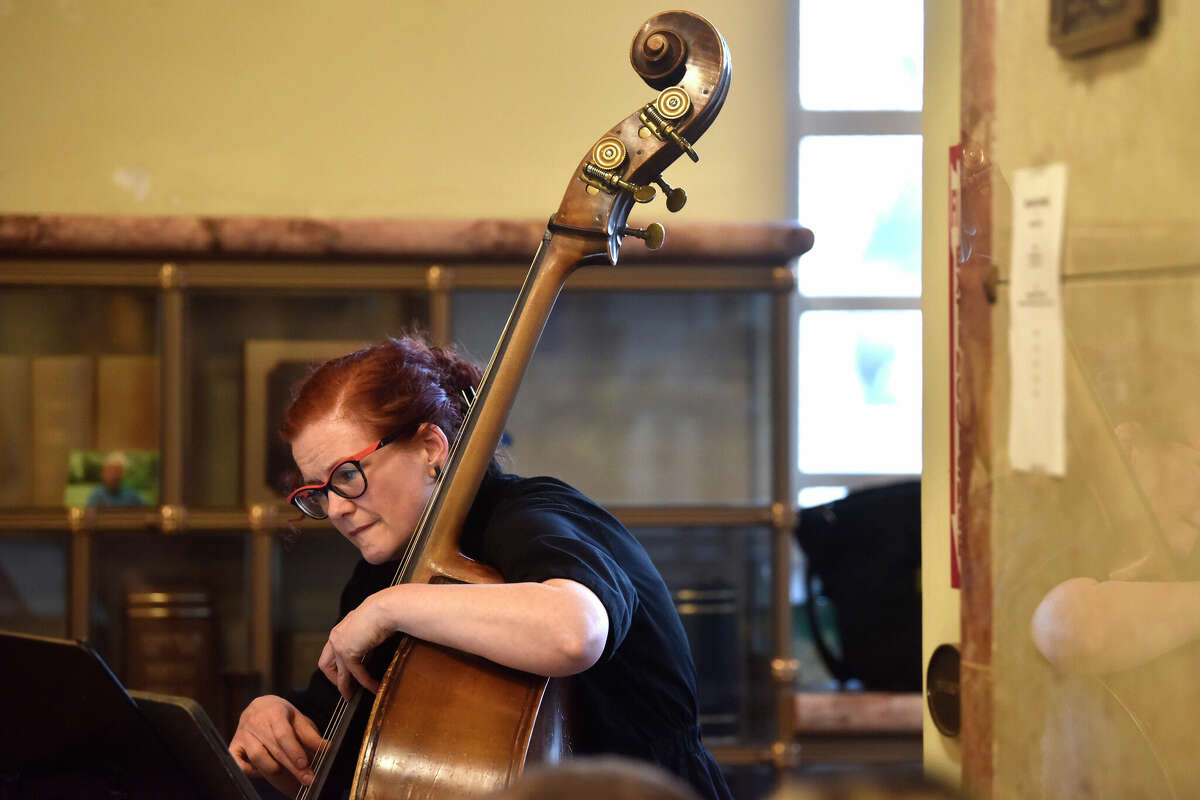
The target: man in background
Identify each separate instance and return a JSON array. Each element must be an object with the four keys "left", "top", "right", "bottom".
[{"left": 86, "top": 452, "right": 145, "bottom": 508}]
